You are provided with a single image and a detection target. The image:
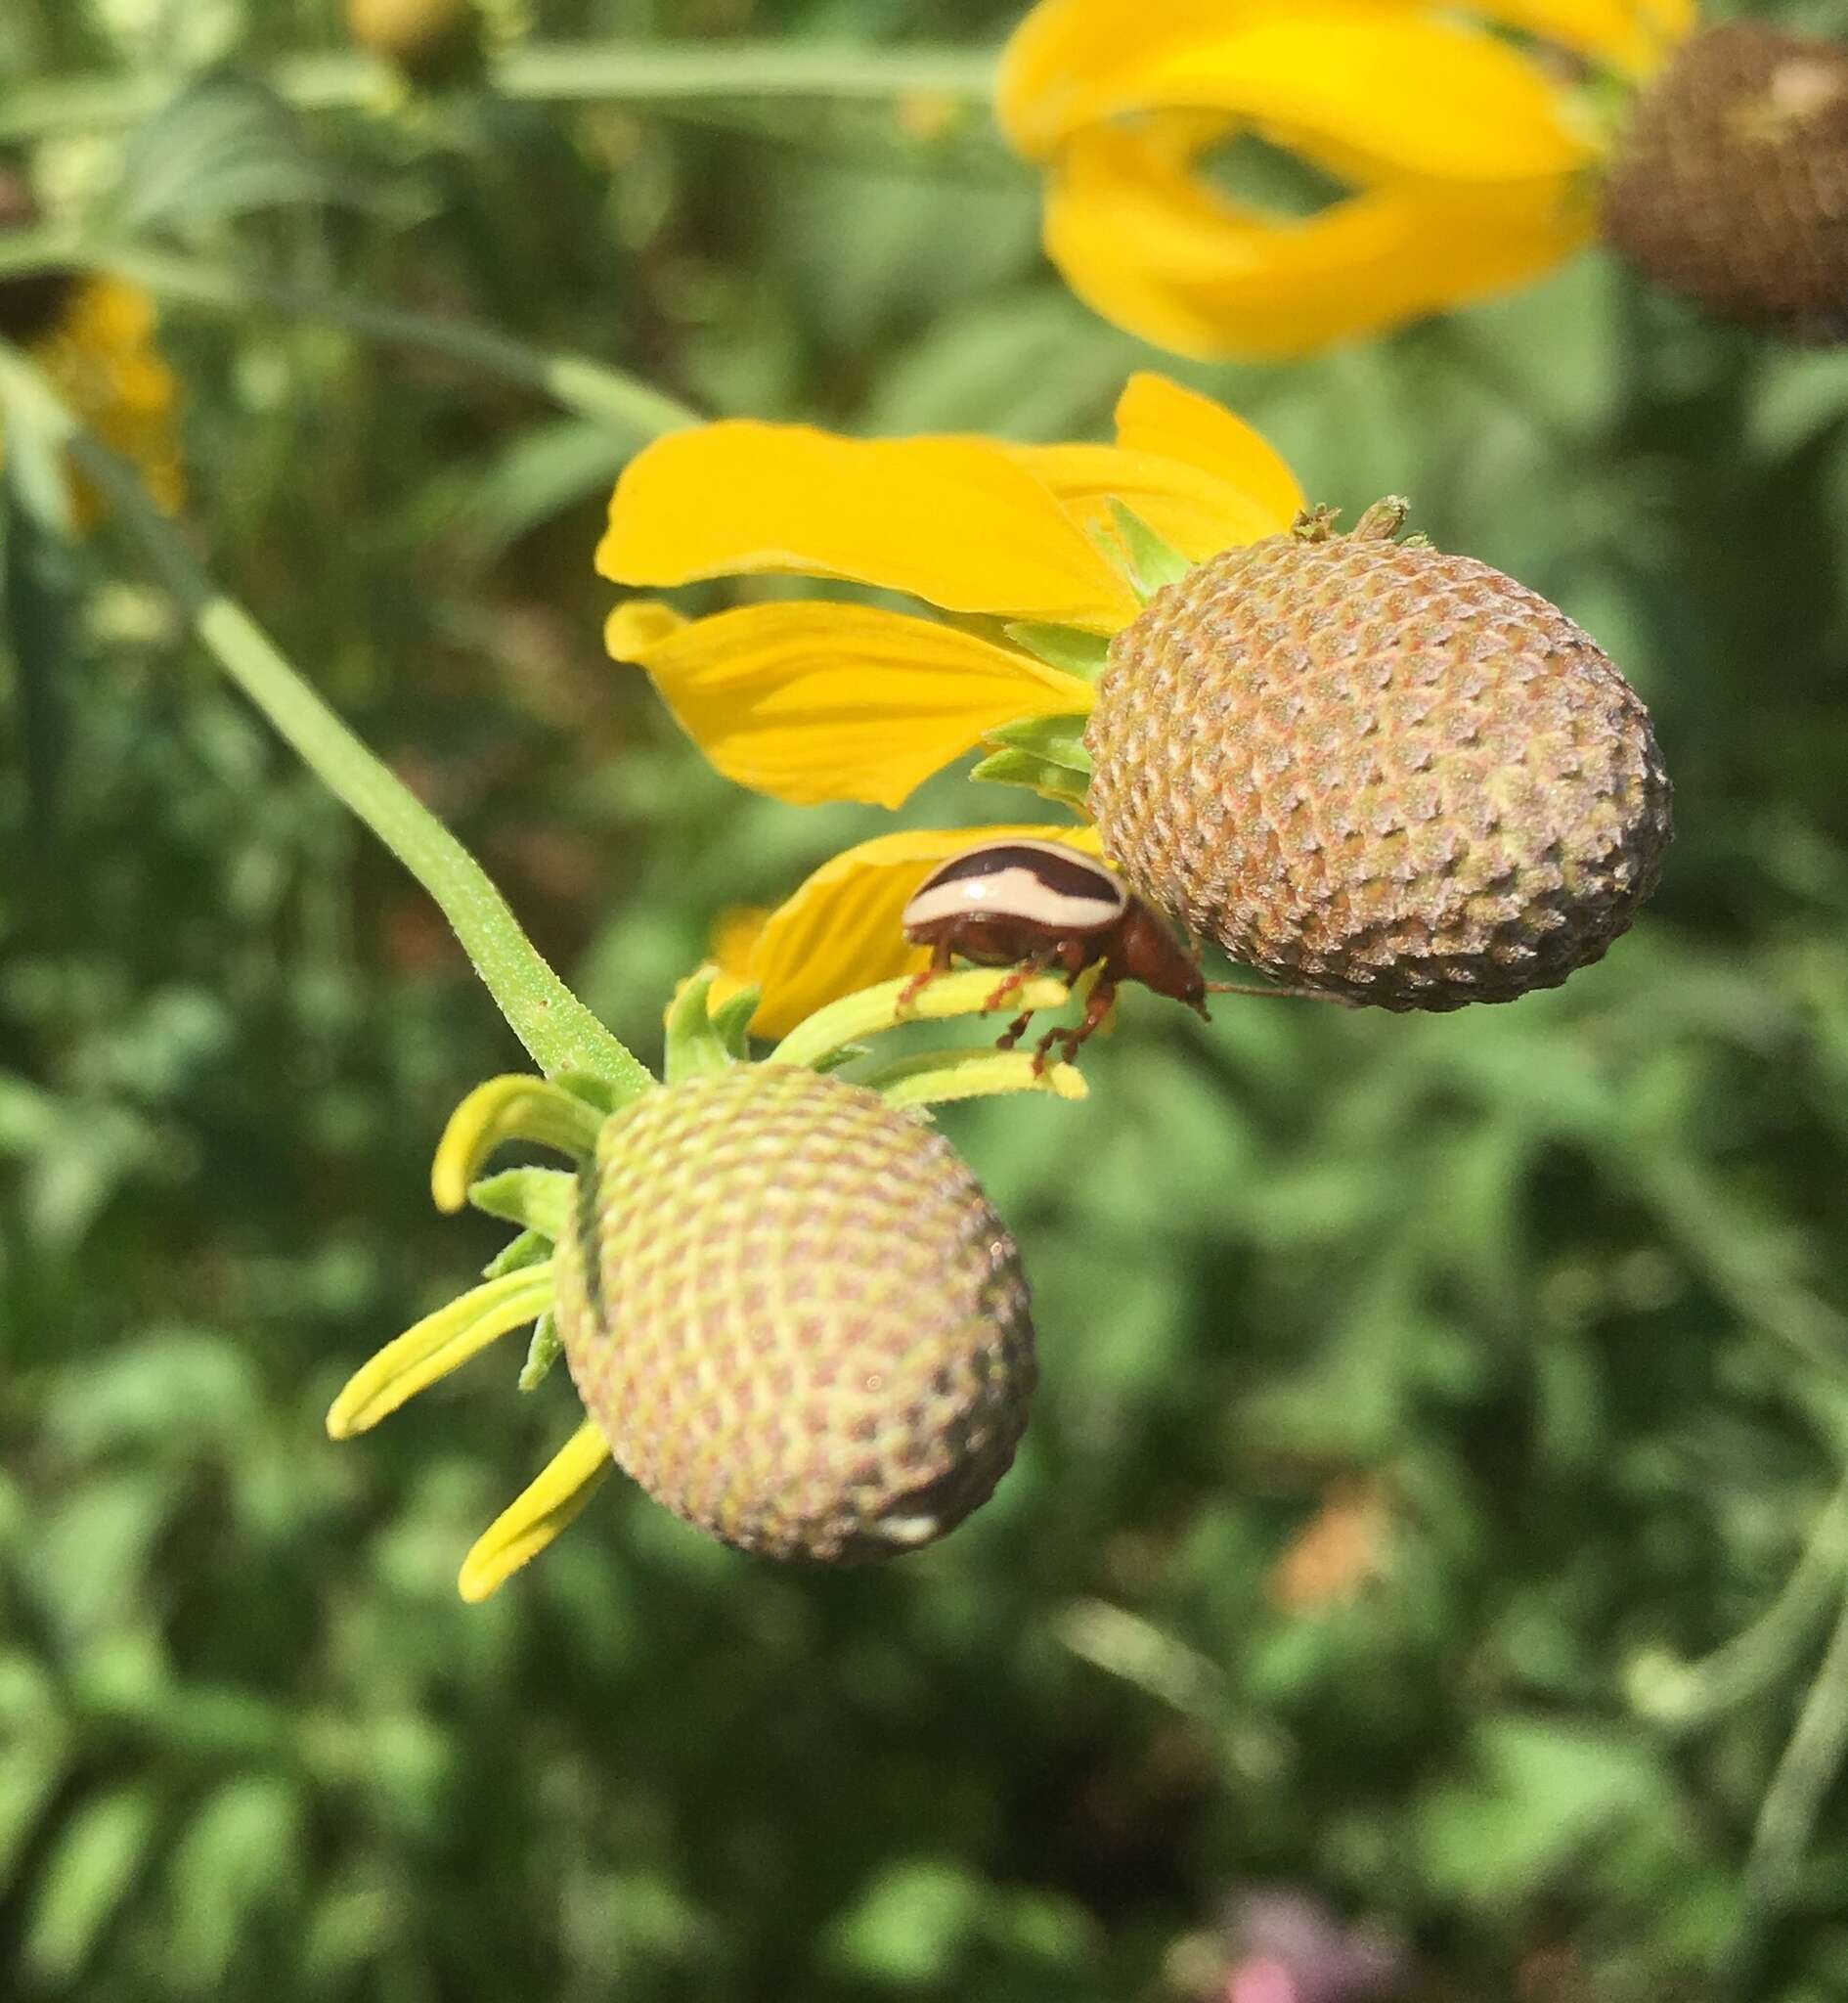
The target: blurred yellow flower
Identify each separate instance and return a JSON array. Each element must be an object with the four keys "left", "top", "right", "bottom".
[
  {"left": 597, "top": 373, "right": 1304, "bottom": 1035},
  {"left": 13, "top": 275, "right": 184, "bottom": 520},
  {"left": 995, "top": 0, "right": 1694, "bottom": 358}
]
